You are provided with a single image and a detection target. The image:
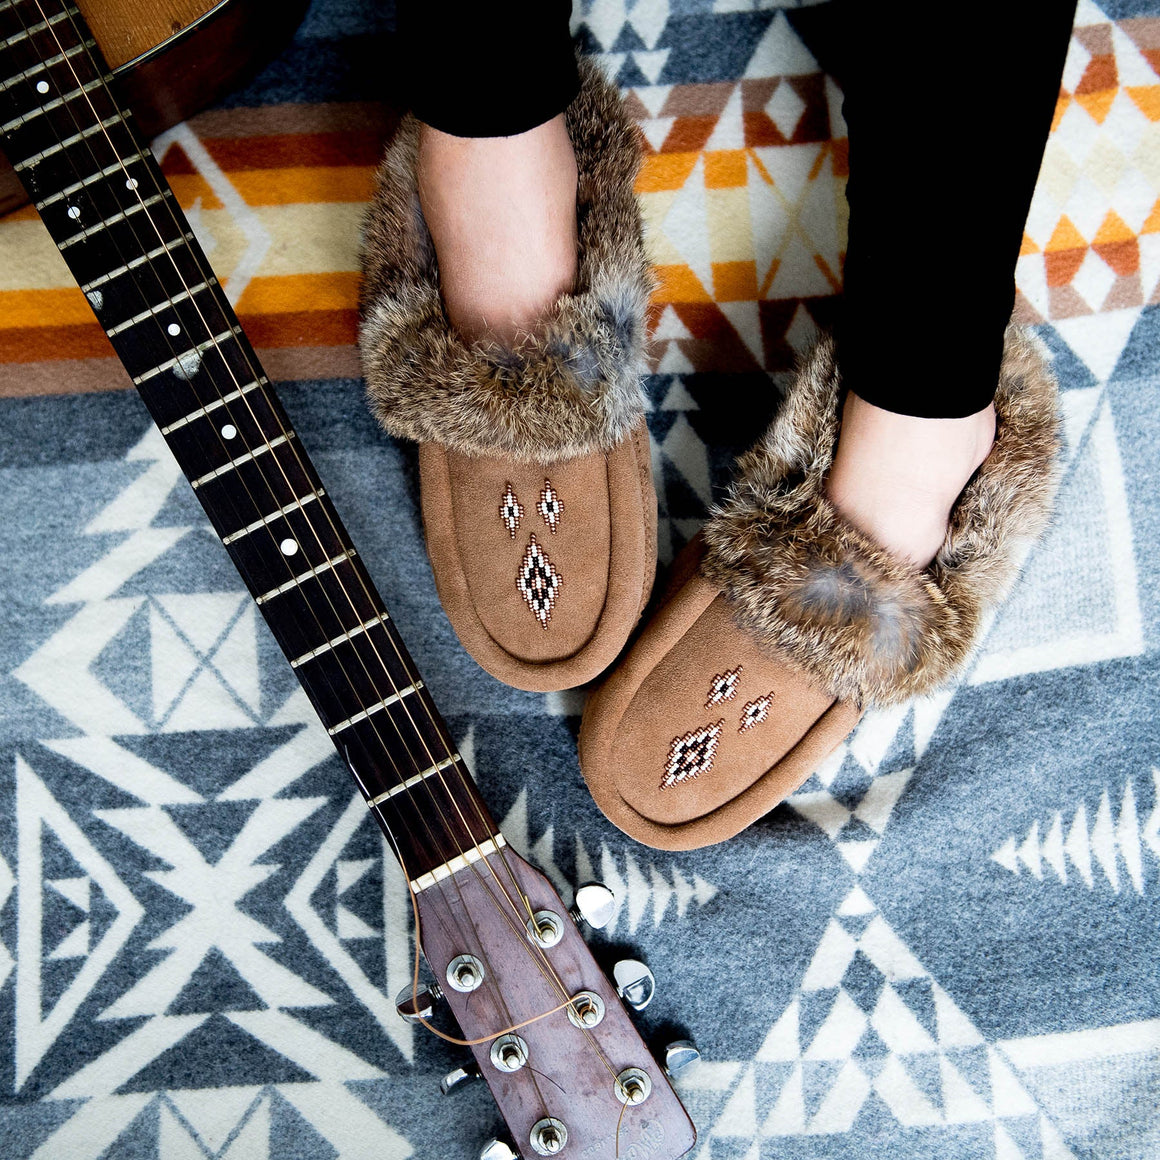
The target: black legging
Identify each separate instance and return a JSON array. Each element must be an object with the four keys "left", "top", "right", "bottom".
[{"left": 394, "top": 0, "right": 1077, "bottom": 419}]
